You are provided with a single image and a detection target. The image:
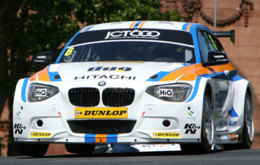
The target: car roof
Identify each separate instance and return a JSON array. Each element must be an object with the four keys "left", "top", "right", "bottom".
[{"left": 79, "top": 21, "right": 208, "bottom": 33}]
